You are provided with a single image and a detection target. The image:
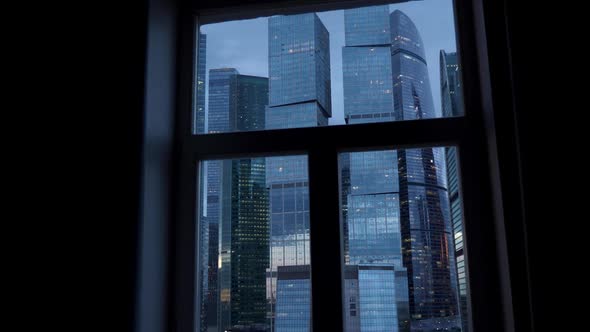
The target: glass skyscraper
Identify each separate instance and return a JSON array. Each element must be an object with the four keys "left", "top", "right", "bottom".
[
  {"left": 343, "top": 5, "right": 395, "bottom": 124},
  {"left": 391, "top": 10, "right": 461, "bottom": 330},
  {"left": 195, "top": 32, "right": 209, "bottom": 332},
  {"left": 341, "top": 5, "right": 409, "bottom": 331},
  {"left": 276, "top": 264, "right": 402, "bottom": 332},
  {"left": 202, "top": 68, "right": 270, "bottom": 331},
  {"left": 344, "top": 265, "right": 405, "bottom": 332},
  {"left": 341, "top": 7, "right": 461, "bottom": 331},
  {"left": 195, "top": 32, "right": 207, "bottom": 134},
  {"left": 219, "top": 157, "right": 269, "bottom": 331},
  {"left": 267, "top": 13, "right": 331, "bottom": 331},
  {"left": 275, "top": 266, "right": 312, "bottom": 332},
  {"left": 440, "top": 51, "right": 464, "bottom": 118},
  {"left": 267, "top": 13, "right": 331, "bottom": 129},
  {"left": 440, "top": 50, "right": 467, "bottom": 332}
]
